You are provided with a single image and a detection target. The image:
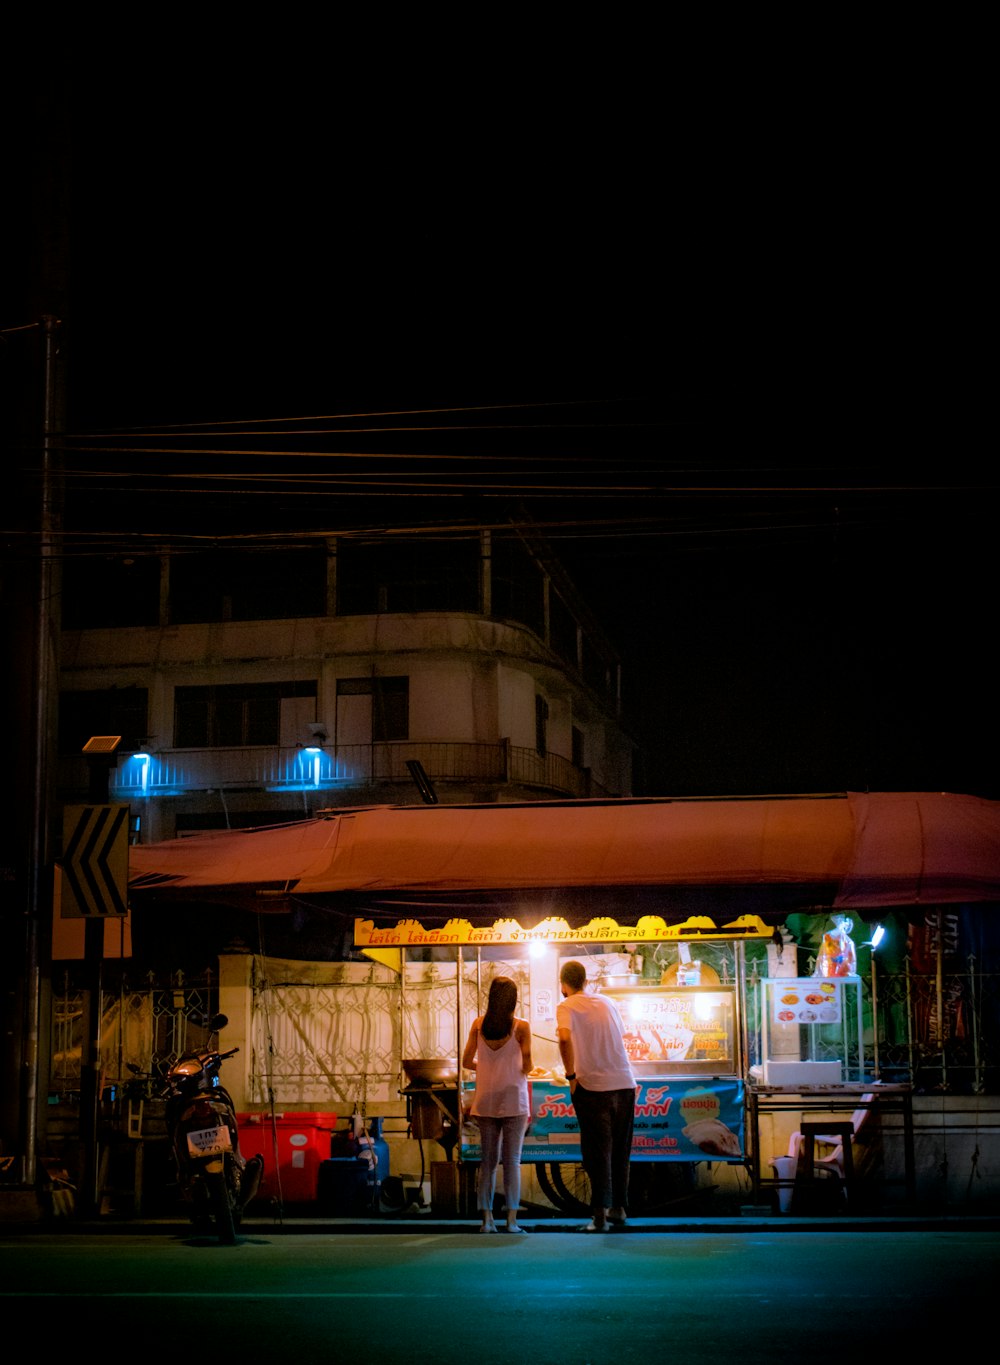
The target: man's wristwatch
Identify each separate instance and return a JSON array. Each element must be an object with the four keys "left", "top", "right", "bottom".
[{"left": 565, "top": 1073, "right": 576, "bottom": 1080}]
